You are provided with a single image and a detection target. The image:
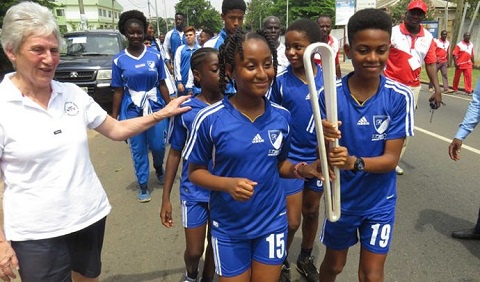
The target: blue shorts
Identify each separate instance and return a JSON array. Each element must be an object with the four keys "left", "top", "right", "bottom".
[
  {"left": 181, "top": 200, "right": 209, "bottom": 228},
  {"left": 320, "top": 208, "right": 395, "bottom": 254},
  {"left": 281, "top": 177, "right": 323, "bottom": 196},
  {"left": 11, "top": 217, "right": 106, "bottom": 281},
  {"left": 211, "top": 228, "right": 287, "bottom": 277}
]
